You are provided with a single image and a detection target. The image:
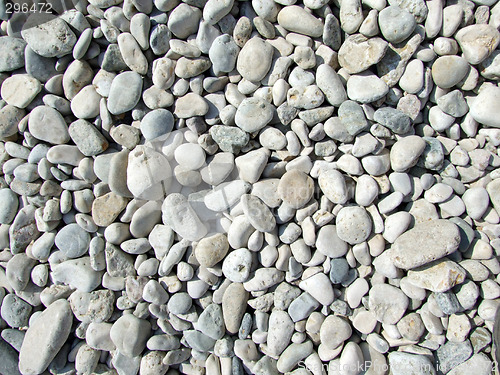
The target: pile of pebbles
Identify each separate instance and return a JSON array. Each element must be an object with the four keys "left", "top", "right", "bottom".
[{"left": 1, "top": 0, "right": 500, "bottom": 372}]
